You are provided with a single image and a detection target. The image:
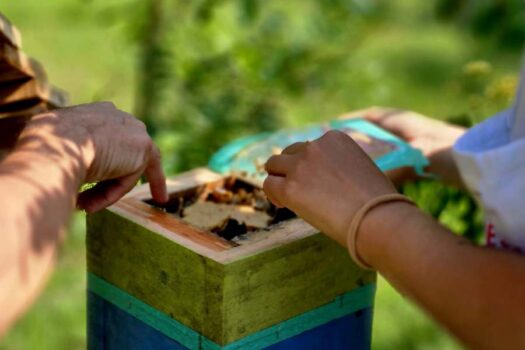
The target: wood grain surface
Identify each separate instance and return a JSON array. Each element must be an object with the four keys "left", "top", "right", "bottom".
[{"left": 87, "top": 168, "right": 376, "bottom": 344}]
